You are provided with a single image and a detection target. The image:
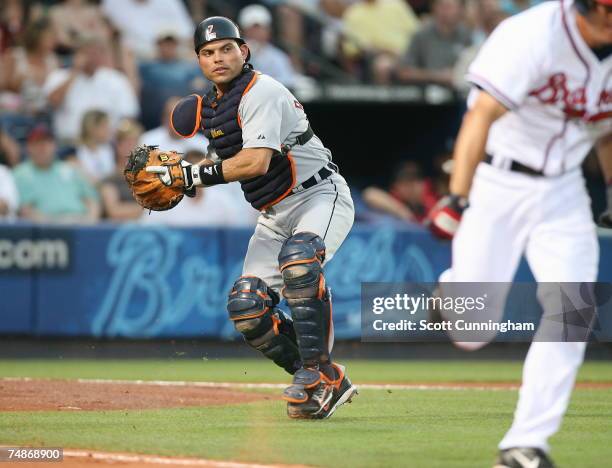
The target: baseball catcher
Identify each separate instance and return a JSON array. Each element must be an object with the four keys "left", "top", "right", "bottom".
[{"left": 126, "top": 15, "right": 358, "bottom": 420}]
